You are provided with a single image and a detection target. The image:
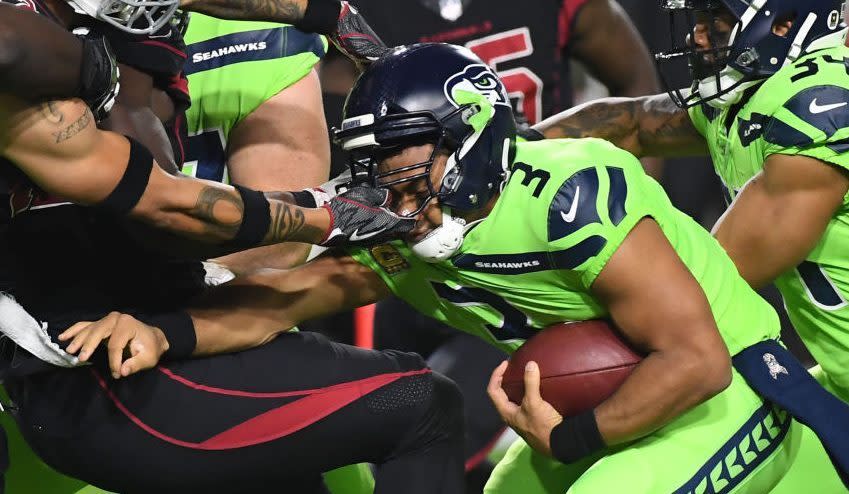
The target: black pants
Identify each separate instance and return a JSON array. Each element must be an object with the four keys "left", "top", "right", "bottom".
[
  {"left": 375, "top": 297, "right": 507, "bottom": 471},
  {"left": 5, "top": 332, "right": 464, "bottom": 494}
]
